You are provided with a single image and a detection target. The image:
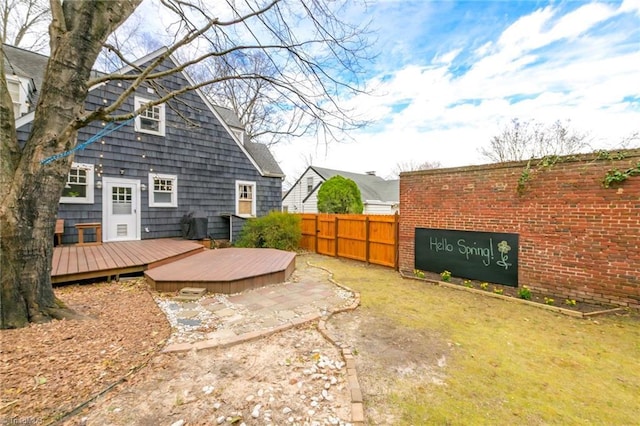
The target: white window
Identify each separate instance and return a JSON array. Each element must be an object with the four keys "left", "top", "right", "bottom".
[
  {"left": 60, "top": 163, "right": 94, "bottom": 204},
  {"left": 6, "top": 76, "right": 26, "bottom": 117},
  {"left": 134, "top": 96, "right": 165, "bottom": 136},
  {"left": 236, "top": 180, "right": 256, "bottom": 217},
  {"left": 307, "top": 177, "right": 314, "bottom": 193},
  {"left": 149, "top": 173, "right": 178, "bottom": 207}
]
